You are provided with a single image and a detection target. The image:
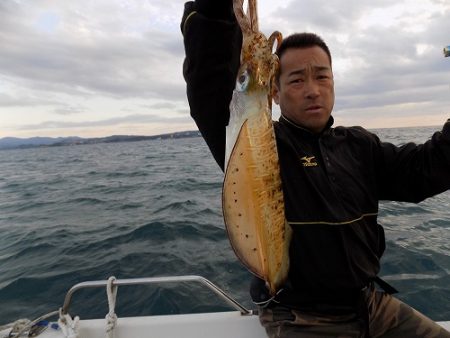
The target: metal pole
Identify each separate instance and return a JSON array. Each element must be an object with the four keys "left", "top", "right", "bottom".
[{"left": 61, "top": 275, "right": 252, "bottom": 316}]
